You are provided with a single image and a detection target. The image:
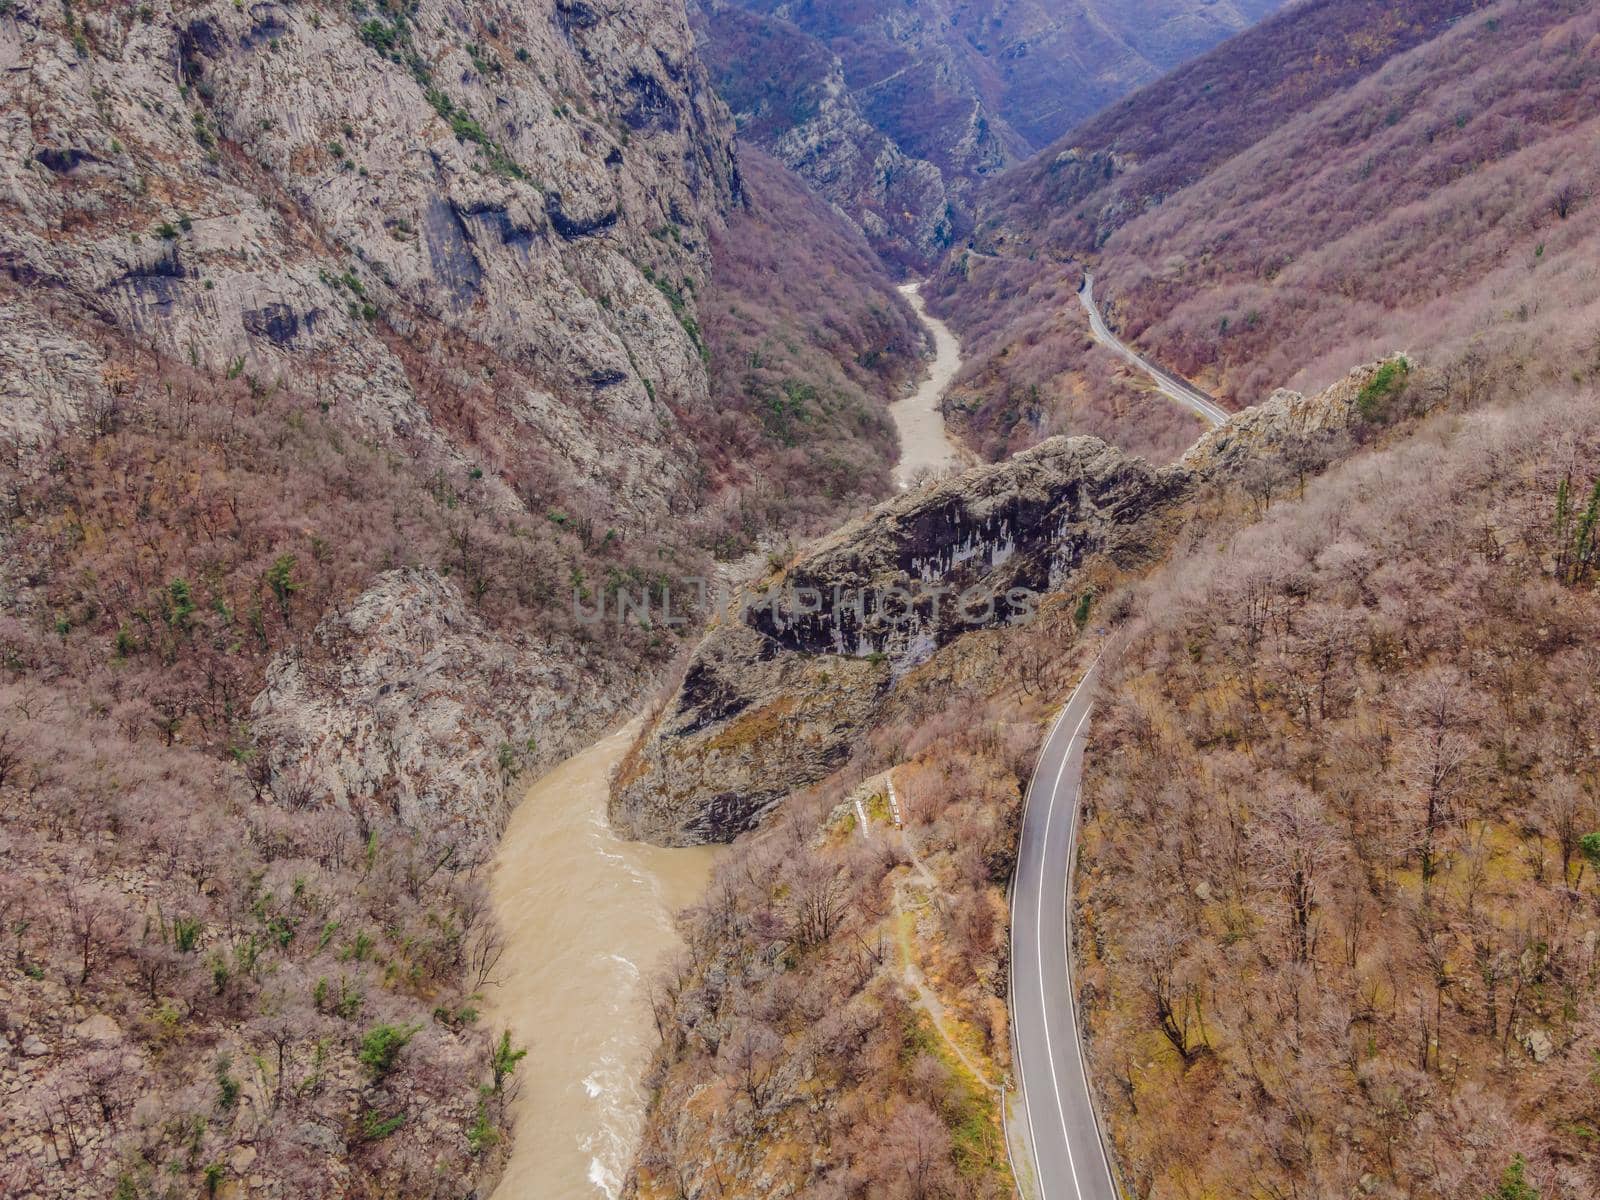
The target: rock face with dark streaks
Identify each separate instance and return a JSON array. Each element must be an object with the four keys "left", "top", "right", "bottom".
[
  {"left": 610, "top": 435, "right": 1188, "bottom": 844},
  {"left": 1, "top": 0, "right": 738, "bottom": 520},
  {"left": 611, "top": 361, "right": 1385, "bottom": 846}
]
